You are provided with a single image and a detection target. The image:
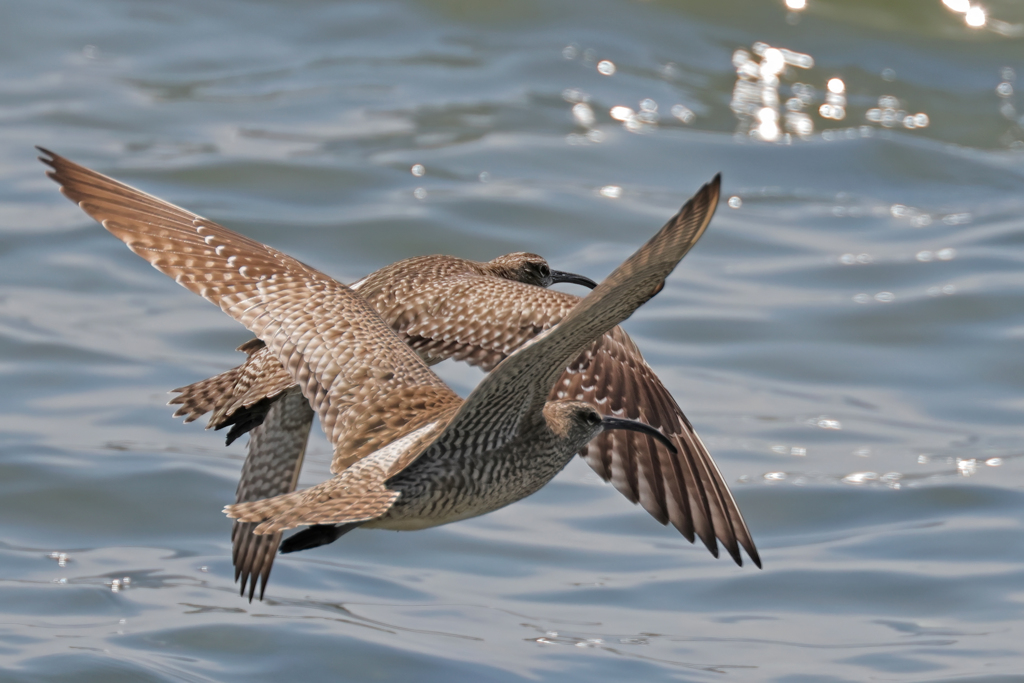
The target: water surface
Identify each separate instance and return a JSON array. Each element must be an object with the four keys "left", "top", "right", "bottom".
[{"left": 3, "top": 0, "right": 1024, "bottom": 680}]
